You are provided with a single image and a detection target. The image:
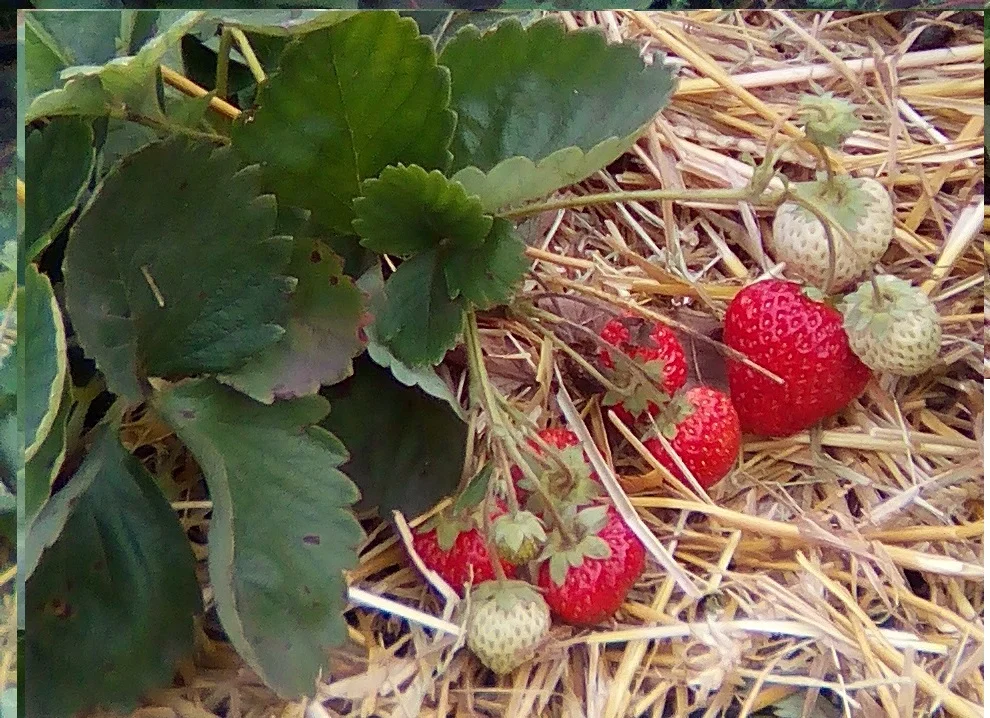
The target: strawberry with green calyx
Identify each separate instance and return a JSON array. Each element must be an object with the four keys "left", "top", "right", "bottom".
[
  {"left": 771, "top": 92, "right": 892, "bottom": 293},
  {"left": 509, "top": 427, "right": 603, "bottom": 509},
  {"left": 724, "top": 279, "right": 871, "bottom": 438},
  {"left": 535, "top": 505, "right": 646, "bottom": 625},
  {"left": 411, "top": 499, "right": 516, "bottom": 596},
  {"left": 839, "top": 275, "right": 942, "bottom": 377},
  {"left": 492, "top": 510, "right": 546, "bottom": 565},
  {"left": 771, "top": 173, "right": 893, "bottom": 293},
  {"left": 598, "top": 316, "right": 687, "bottom": 425},
  {"left": 642, "top": 386, "right": 740, "bottom": 490},
  {"left": 466, "top": 580, "right": 551, "bottom": 675}
]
